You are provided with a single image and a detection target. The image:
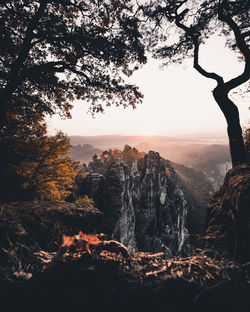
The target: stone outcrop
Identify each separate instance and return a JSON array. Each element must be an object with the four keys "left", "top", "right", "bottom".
[
  {"left": 0, "top": 201, "right": 103, "bottom": 282},
  {"left": 79, "top": 151, "right": 188, "bottom": 255},
  {"left": 1, "top": 247, "right": 249, "bottom": 312},
  {"left": 206, "top": 164, "right": 250, "bottom": 263},
  {"left": 101, "top": 161, "right": 137, "bottom": 252}
]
